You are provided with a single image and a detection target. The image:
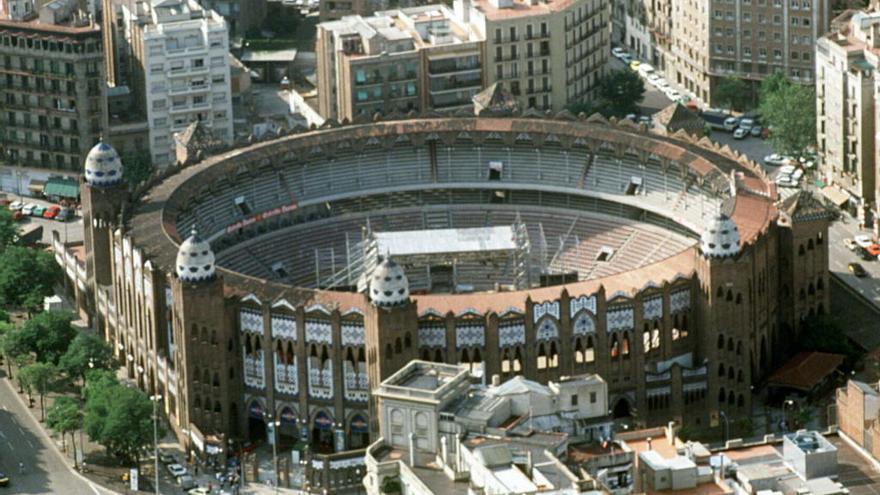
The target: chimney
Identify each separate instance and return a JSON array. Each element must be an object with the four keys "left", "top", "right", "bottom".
[
  {"left": 646, "top": 437, "right": 653, "bottom": 451},
  {"left": 491, "top": 374, "right": 501, "bottom": 386}
]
